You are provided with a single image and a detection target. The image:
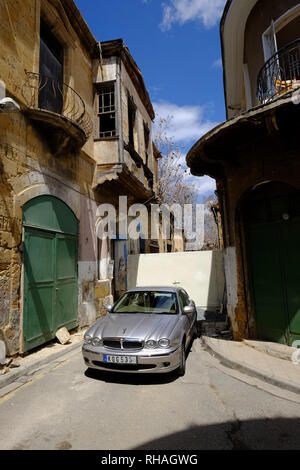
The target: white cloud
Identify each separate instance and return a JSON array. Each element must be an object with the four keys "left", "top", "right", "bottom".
[
  {"left": 193, "top": 174, "right": 216, "bottom": 194},
  {"left": 160, "top": 0, "right": 226, "bottom": 31},
  {"left": 183, "top": 169, "right": 216, "bottom": 196},
  {"left": 184, "top": 172, "right": 217, "bottom": 200},
  {"left": 153, "top": 100, "right": 218, "bottom": 144},
  {"left": 154, "top": 101, "right": 218, "bottom": 197},
  {"left": 160, "top": 146, "right": 216, "bottom": 199},
  {"left": 212, "top": 58, "right": 222, "bottom": 68}
]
